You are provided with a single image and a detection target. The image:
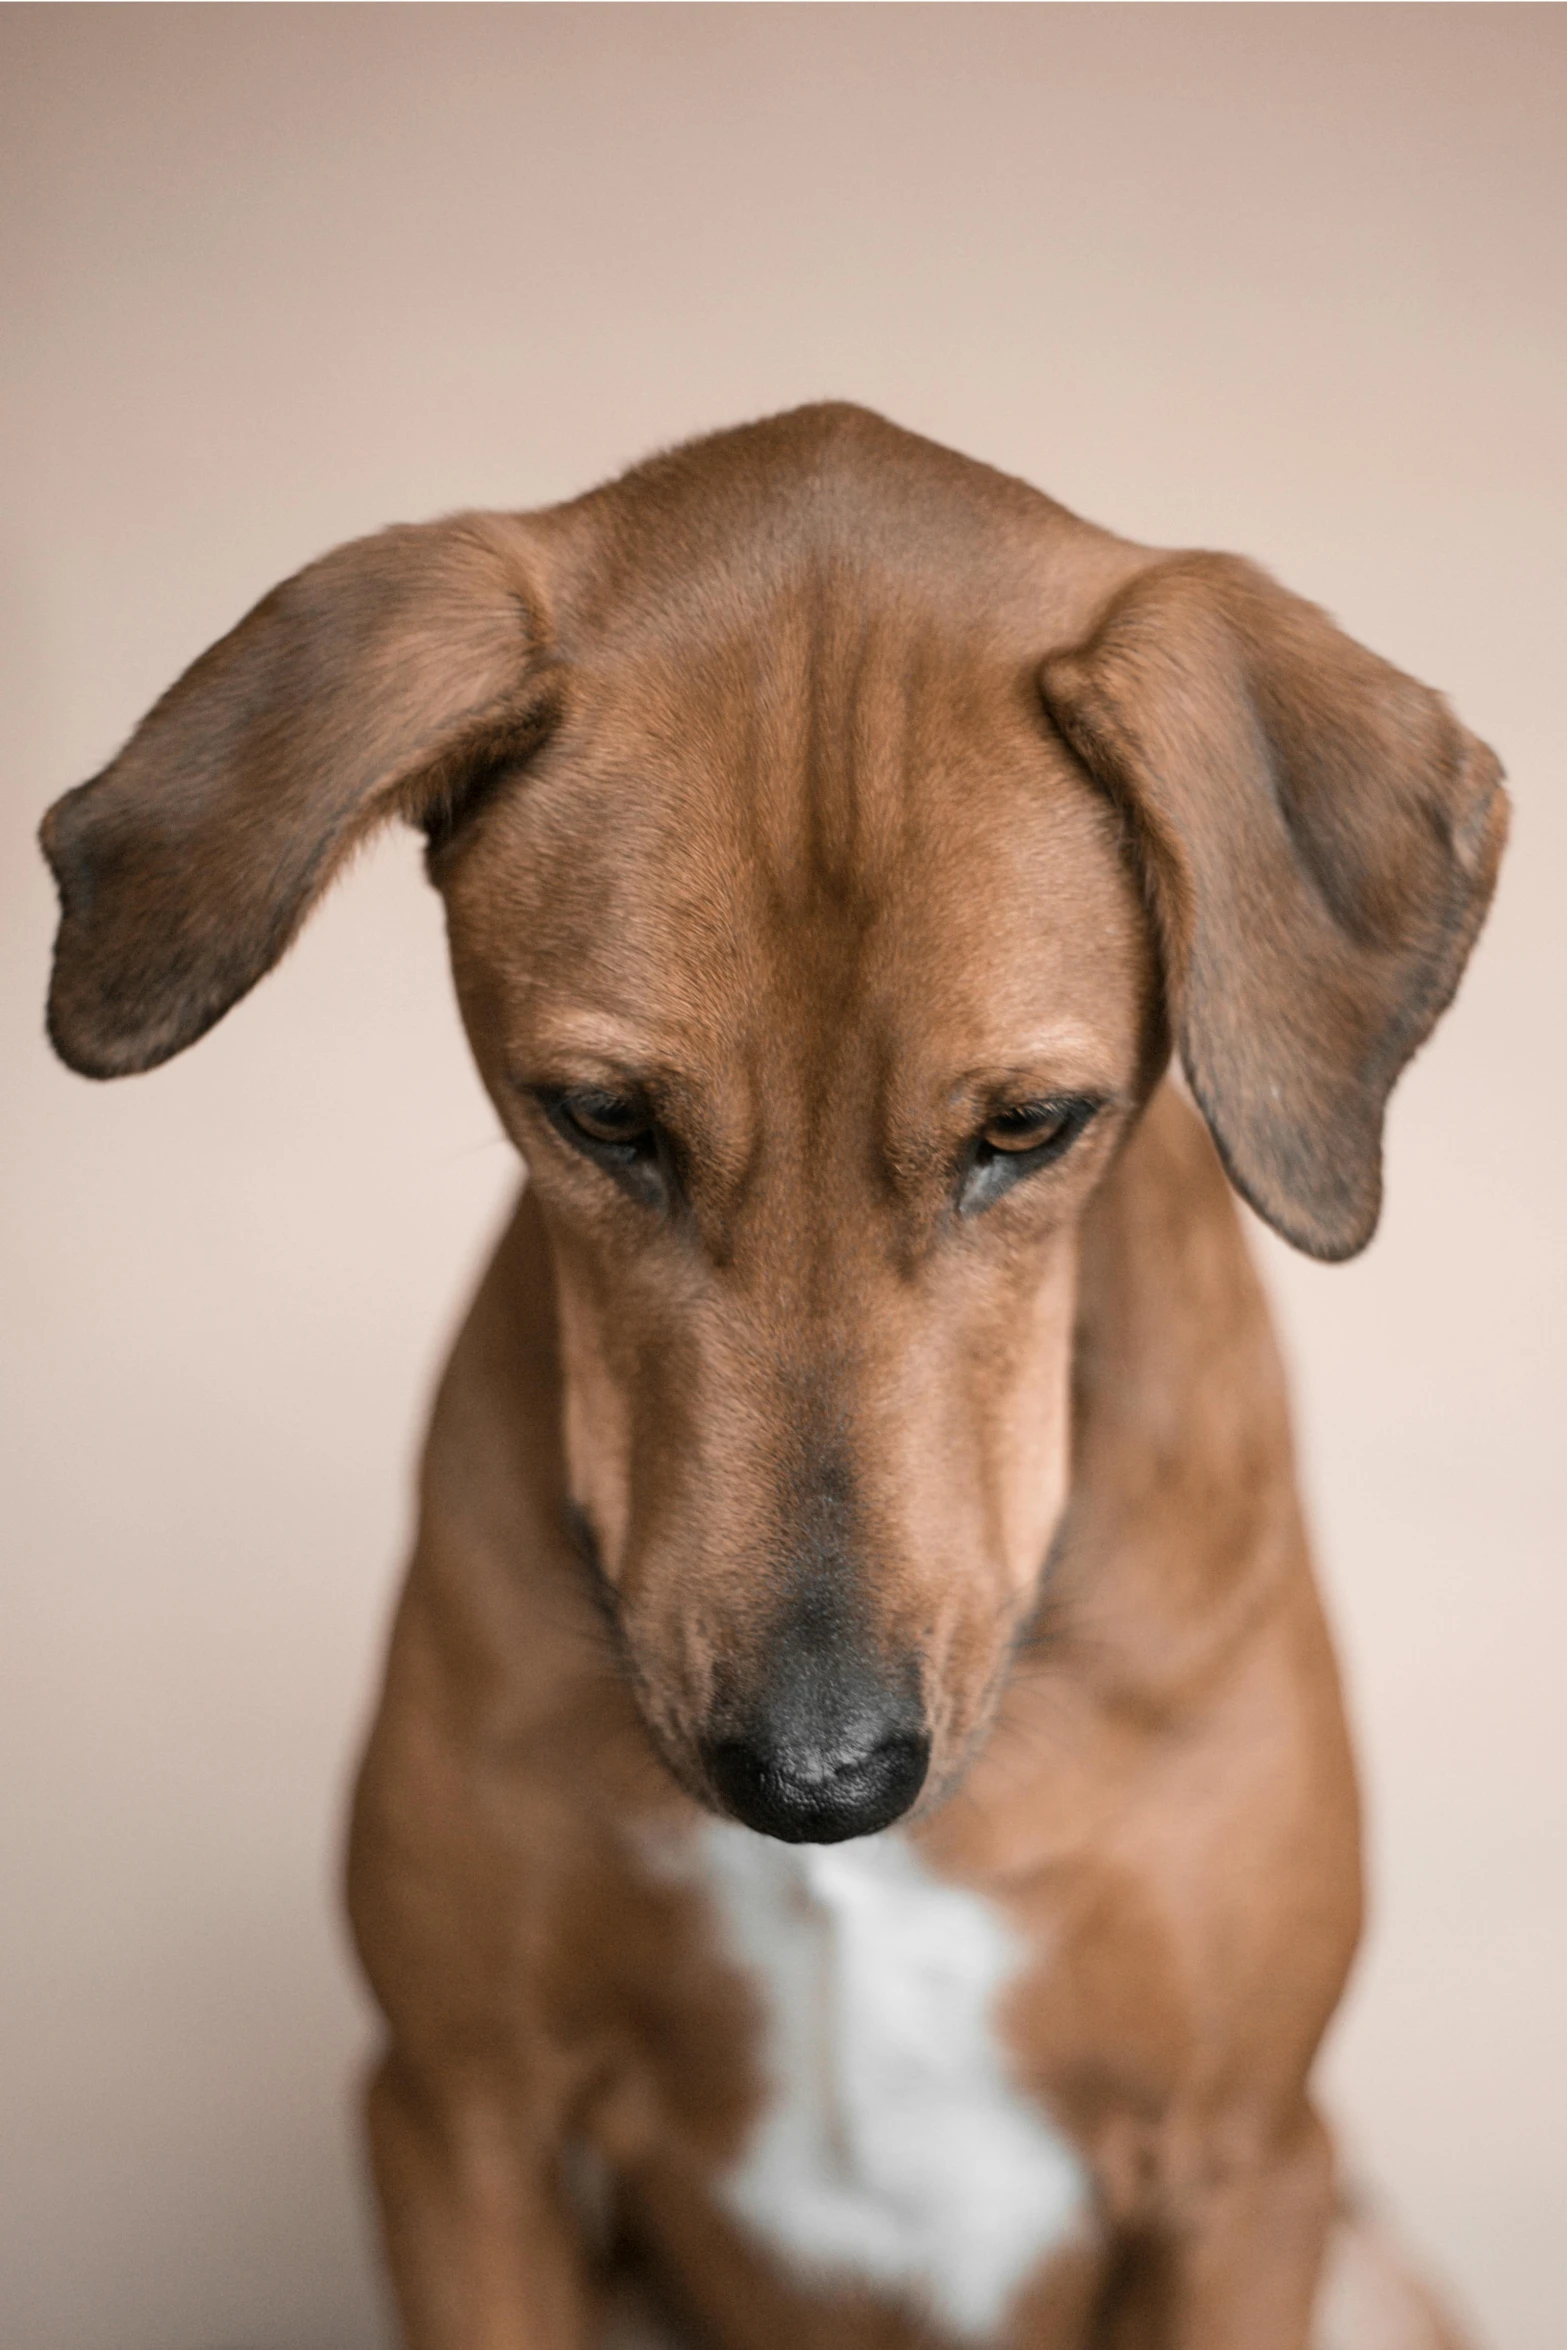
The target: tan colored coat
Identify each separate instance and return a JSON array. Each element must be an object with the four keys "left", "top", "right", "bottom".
[{"left": 42, "top": 406, "right": 1505, "bottom": 2349}]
